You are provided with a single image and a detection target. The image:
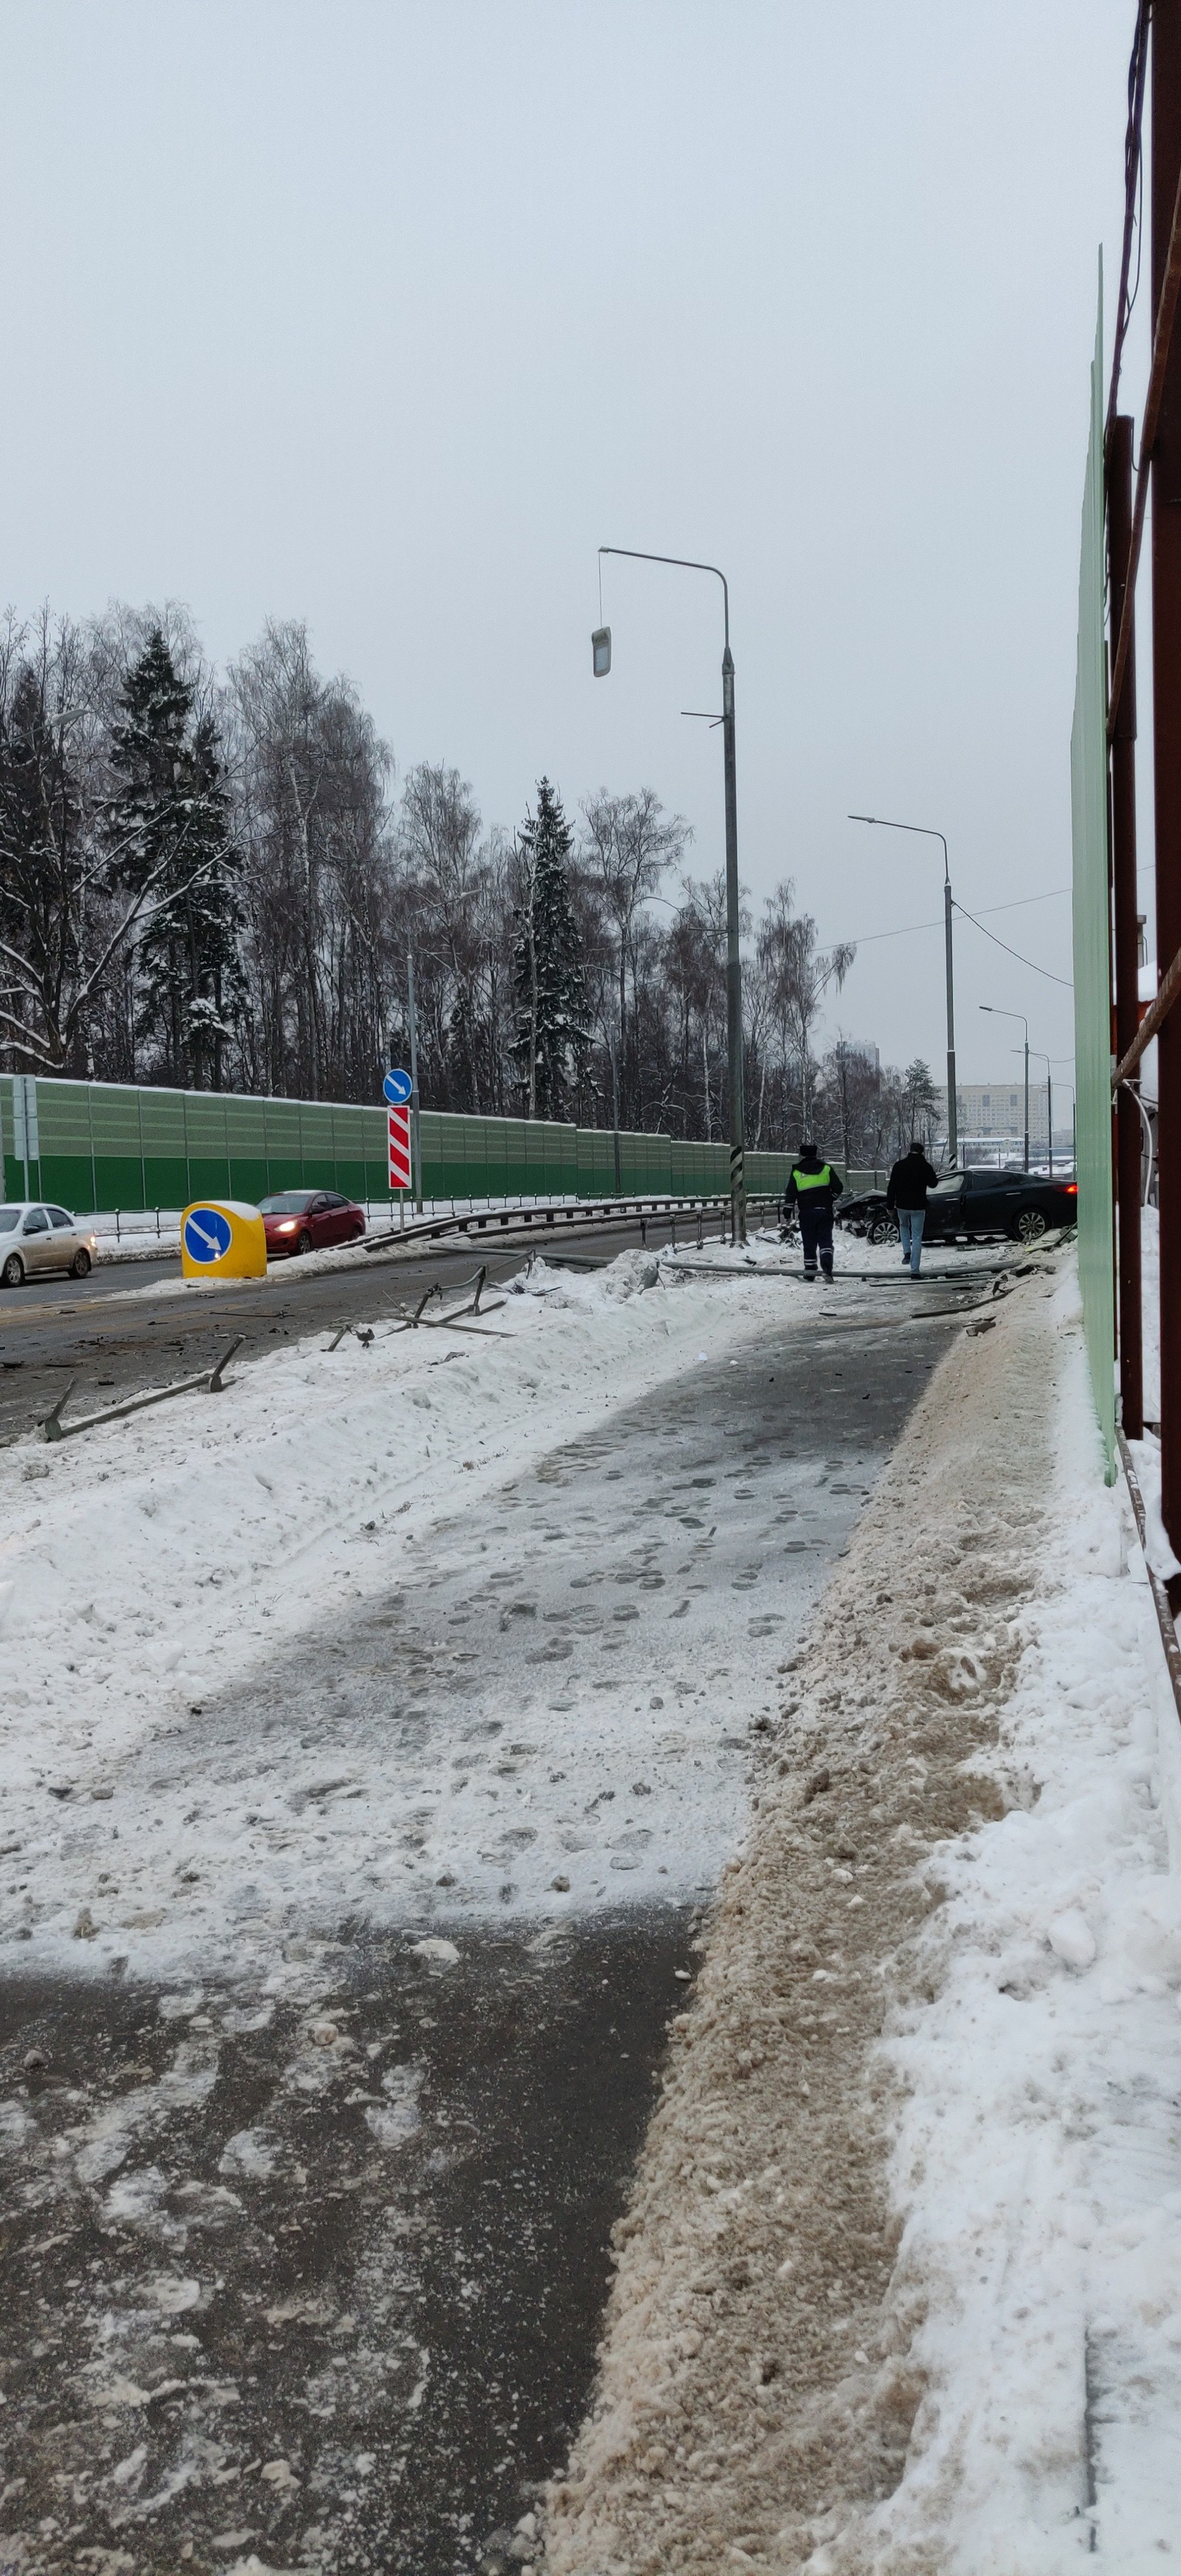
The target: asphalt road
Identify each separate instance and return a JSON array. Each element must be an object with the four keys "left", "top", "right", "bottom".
[
  {"left": 0, "top": 1209, "right": 999, "bottom": 1450},
  {"left": 0, "top": 1216, "right": 697, "bottom": 1447},
  {"left": 0, "top": 1293, "right": 972, "bottom": 2576}
]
